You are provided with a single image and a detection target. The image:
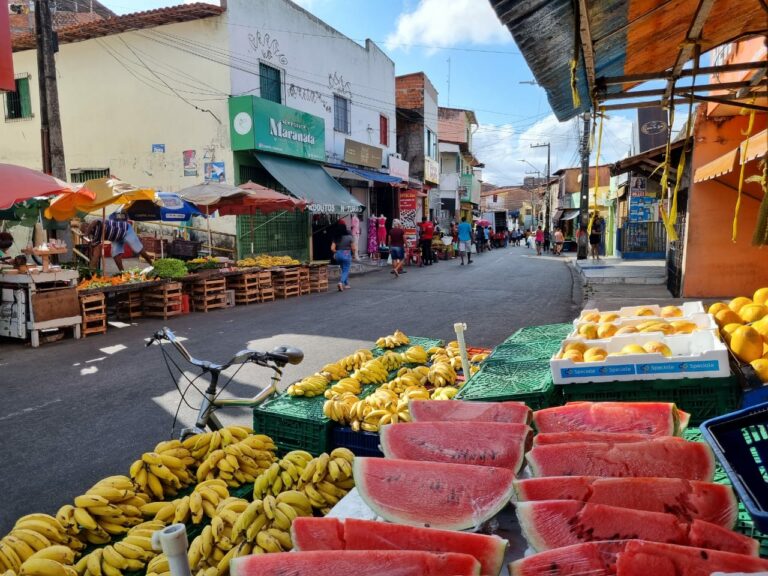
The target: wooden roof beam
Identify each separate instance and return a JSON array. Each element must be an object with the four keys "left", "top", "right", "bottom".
[
  {"left": 577, "top": 0, "right": 597, "bottom": 102},
  {"left": 599, "top": 61, "right": 768, "bottom": 87},
  {"left": 602, "top": 79, "right": 768, "bottom": 100}
]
